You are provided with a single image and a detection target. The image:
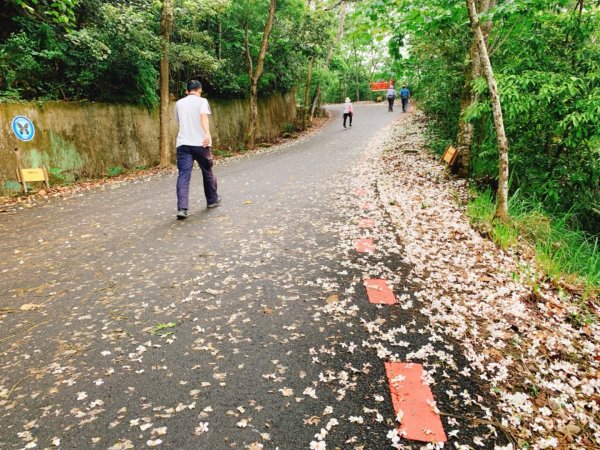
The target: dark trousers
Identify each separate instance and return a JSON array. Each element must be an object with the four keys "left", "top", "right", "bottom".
[
  {"left": 176, "top": 145, "right": 218, "bottom": 210},
  {"left": 401, "top": 97, "right": 409, "bottom": 112},
  {"left": 387, "top": 96, "right": 395, "bottom": 111},
  {"left": 343, "top": 112, "right": 353, "bottom": 127}
]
